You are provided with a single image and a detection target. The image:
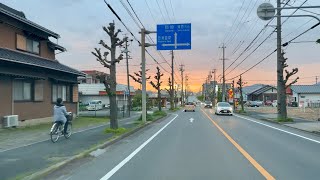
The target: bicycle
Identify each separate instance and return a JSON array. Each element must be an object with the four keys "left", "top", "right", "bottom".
[{"left": 50, "top": 112, "right": 73, "bottom": 143}]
